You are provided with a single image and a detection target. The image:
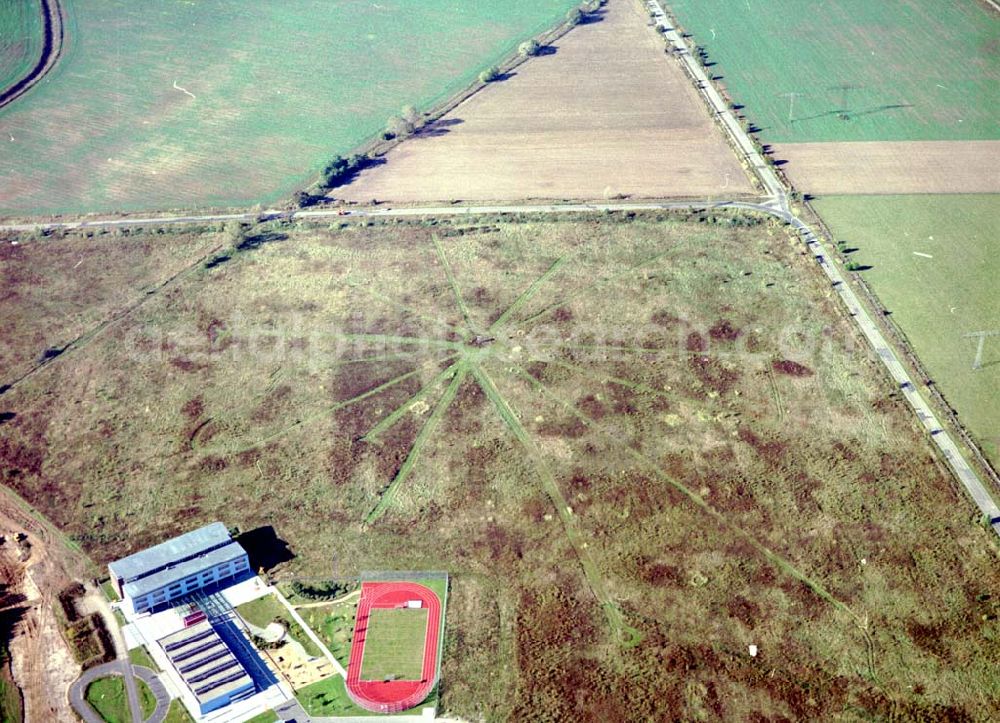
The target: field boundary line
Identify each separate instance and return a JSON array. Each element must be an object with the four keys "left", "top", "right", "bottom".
[
  {"left": 348, "top": 280, "right": 466, "bottom": 337},
  {"left": 0, "top": 240, "right": 224, "bottom": 398},
  {"left": 472, "top": 360, "right": 641, "bottom": 648},
  {"left": 765, "top": 366, "right": 785, "bottom": 421},
  {"left": 314, "top": 5, "right": 599, "bottom": 197},
  {"left": 489, "top": 256, "right": 568, "bottom": 333},
  {"left": 432, "top": 235, "right": 474, "bottom": 335},
  {"left": 520, "top": 250, "right": 674, "bottom": 326},
  {"left": 205, "top": 363, "right": 443, "bottom": 455}
]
